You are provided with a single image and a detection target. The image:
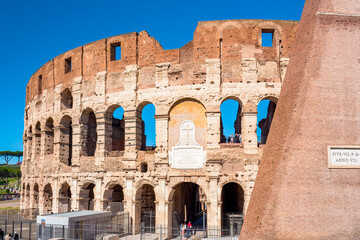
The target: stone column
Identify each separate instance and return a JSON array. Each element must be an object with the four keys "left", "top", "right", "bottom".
[
  {"left": 206, "top": 59, "right": 221, "bottom": 87},
  {"left": 53, "top": 126, "right": 61, "bottom": 173},
  {"left": 154, "top": 176, "right": 167, "bottom": 230},
  {"left": 241, "top": 112, "right": 258, "bottom": 154},
  {"left": 94, "top": 177, "right": 103, "bottom": 211},
  {"left": 154, "top": 114, "right": 168, "bottom": 161},
  {"left": 207, "top": 176, "right": 220, "bottom": 234},
  {"left": 206, "top": 111, "right": 221, "bottom": 149},
  {"left": 123, "top": 110, "right": 138, "bottom": 171},
  {"left": 124, "top": 175, "right": 134, "bottom": 230},
  {"left": 72, "top": 177, "right": 79, "bottom": 211},
  {"left": 165, "top": 200, "right": 173, "bottom": 238},
  {"left": 241, "top": 58, "right": 258, "bottom": 83},
  {"left": 71, "top": 120, "right": 81, "bottom": 172},
  {"left": 95, "top": 112, "right": 106, "bottom": 172},
  {"left": 52, "top": 177, "right": 59, "bottom": 213},
  {"left": 155, "top": 63, "right": 170, "bottom": 88},
  {"left": 40, "top": 131, "right": 46, "bottom": 160}
]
